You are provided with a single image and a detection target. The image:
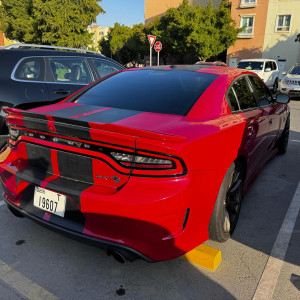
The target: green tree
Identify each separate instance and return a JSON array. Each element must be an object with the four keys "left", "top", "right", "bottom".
[
  {"left": 99, "top": 22, "right": 148, "bottom": 65},
  {"left": 295, "top": 33, "right": 300, "bottom": 43},
  {"left": 147, "top": 0, "right": 240, "bottom": 63},
  {"left": 0, "top": 0, "right": 104, "bottom": 48}
]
